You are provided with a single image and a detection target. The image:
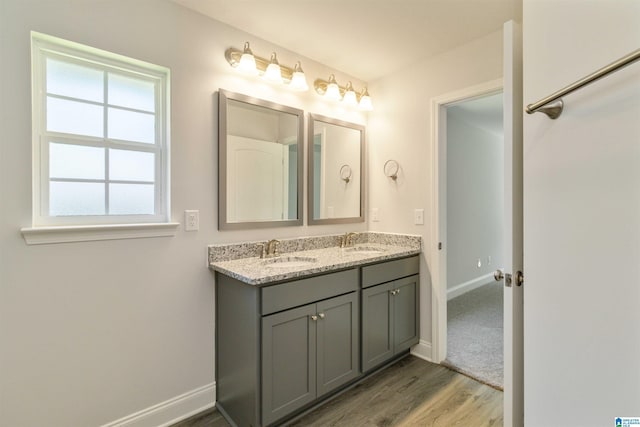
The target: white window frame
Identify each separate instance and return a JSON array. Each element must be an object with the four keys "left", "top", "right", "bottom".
[{"left": 22, "top": 32, "right": 177, "bottom": 244}]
